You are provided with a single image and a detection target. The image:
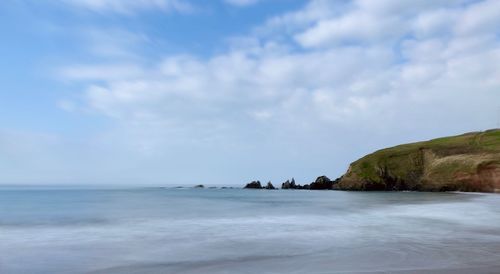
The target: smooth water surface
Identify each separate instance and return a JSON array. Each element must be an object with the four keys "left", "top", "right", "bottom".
[{"left": 1, "top": 188, "right": 500, "bottom": 273}]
